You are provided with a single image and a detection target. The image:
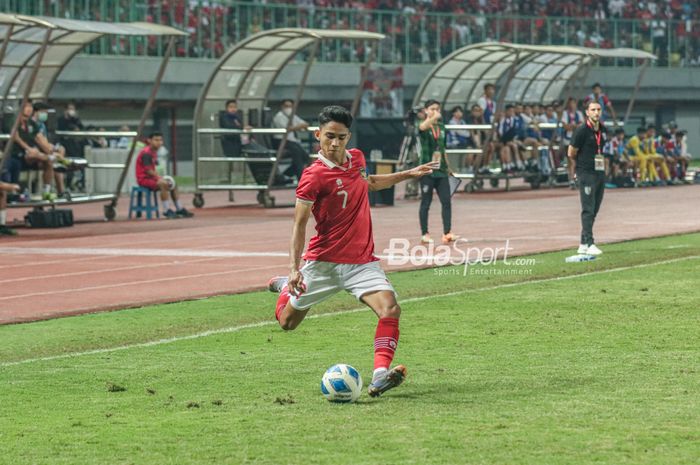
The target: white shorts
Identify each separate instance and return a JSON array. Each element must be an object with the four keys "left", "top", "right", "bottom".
[{"left": 290, "top": 260, "right": 396, "bottom": 311}]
